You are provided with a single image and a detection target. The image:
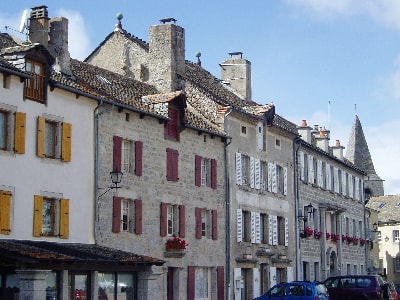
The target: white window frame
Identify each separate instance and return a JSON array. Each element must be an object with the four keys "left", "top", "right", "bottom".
[
  {"left": 121, "top": 199, "right": 134, "bottom": 232},
  {"left": 394, "top": 230, "right": 400, "bottom": 243},
  {"left": 122, "top": 139, "right": 133, "bottom": 173},
  {"left": 195, "top": 267, "right": 211, "bottom": 300},
  {"left": 42, "top": 197, "right": 60, "bottom": 236}
]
